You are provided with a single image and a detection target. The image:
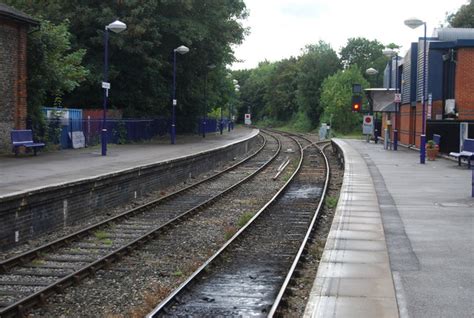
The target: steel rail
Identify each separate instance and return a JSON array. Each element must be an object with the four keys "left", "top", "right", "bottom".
[
  {"left": 0, "top": 132, "right": 283, "bottom": 318},
  {"left": 0, "top": 134, "right": 267, "bottom": 274},
  {"left": 147, "top": 132, "right": 304, "bottom": 317},
  {"left": 268, "top": 135, "right": 331, "bottom": 317}
]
